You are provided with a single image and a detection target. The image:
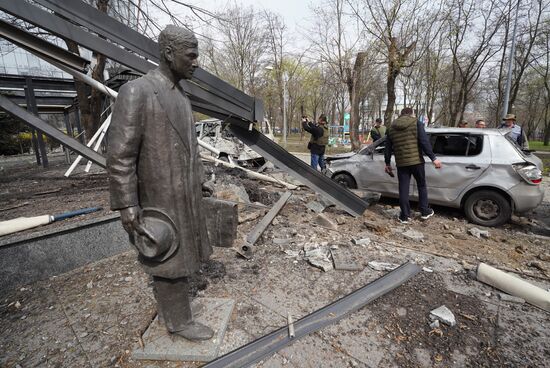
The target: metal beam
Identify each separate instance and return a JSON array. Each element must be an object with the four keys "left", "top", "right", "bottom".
[
  {"left": 7, "top": 95, "right": 75, "bottom": 106},
  {"left": 0, "top": 94, "right": 106, "bottom": 167},
  {"left": 203, "top": 262, "right": 421, "bottom": 368},
  {"left": 0, "top": 74, "right": 76, "bottom": 91},
  {"left": 0, "top": 18, "right": 89, "bottom": 72}
]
